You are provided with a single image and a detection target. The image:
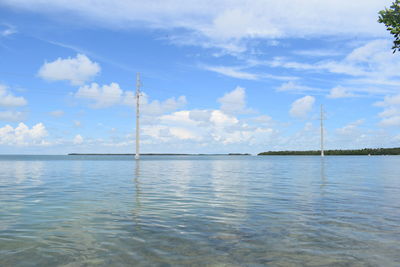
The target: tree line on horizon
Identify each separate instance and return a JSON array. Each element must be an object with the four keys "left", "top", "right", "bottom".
[{"left": 258, "top": 147, "right": 400, "bottom": 156}]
